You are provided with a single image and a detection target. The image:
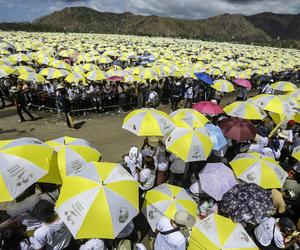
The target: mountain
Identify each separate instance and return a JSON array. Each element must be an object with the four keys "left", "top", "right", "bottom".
[{"left": 1, "top": 7, "right": 299, "bottom": 48}]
